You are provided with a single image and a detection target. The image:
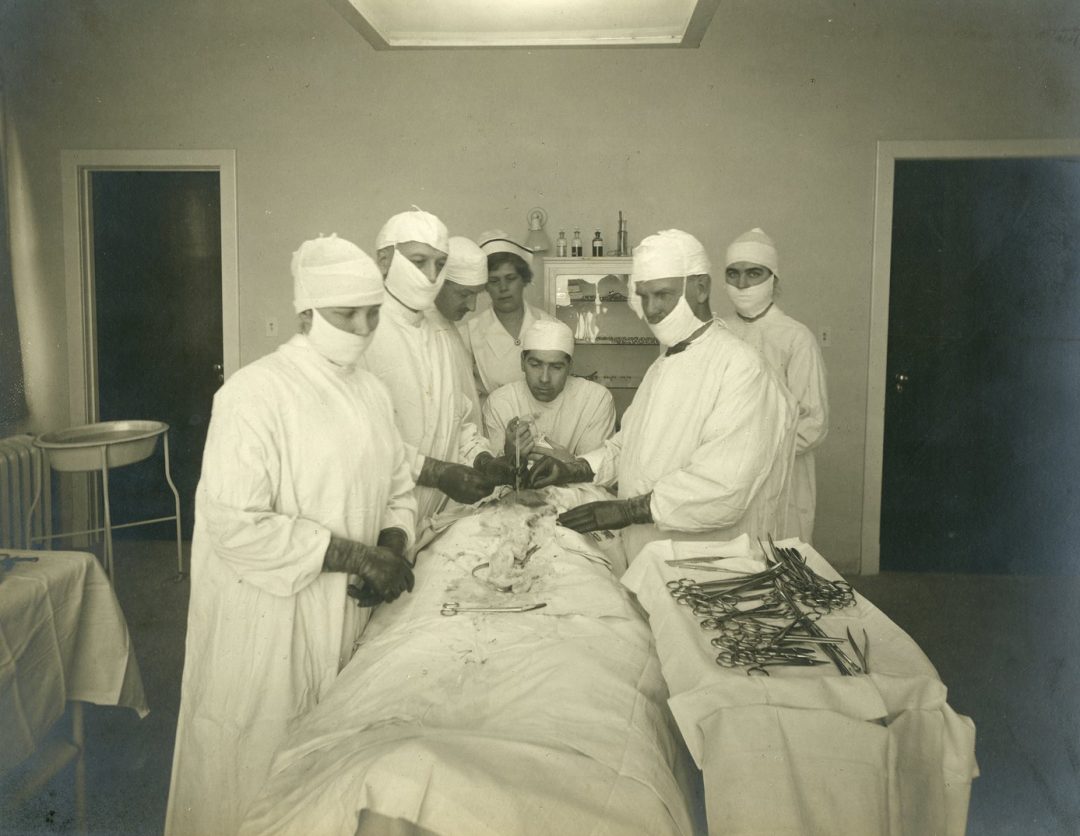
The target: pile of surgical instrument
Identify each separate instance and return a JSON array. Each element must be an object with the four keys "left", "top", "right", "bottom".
[{"left": 665, "top": 538, "right": 870, "bottom": 677}]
